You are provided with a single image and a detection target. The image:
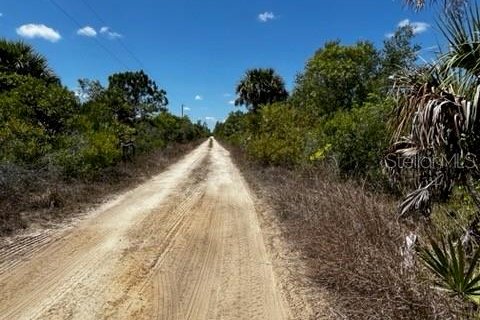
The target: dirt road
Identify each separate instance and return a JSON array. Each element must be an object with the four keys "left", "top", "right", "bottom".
[{"left": 0, "top": 139, "right": 288, "bottom": 320}]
